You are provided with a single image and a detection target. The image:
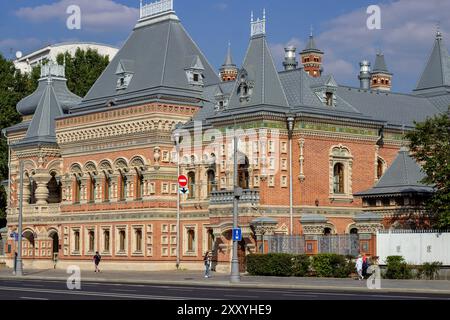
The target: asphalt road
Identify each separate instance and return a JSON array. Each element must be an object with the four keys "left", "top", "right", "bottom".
[{"left": 0, "top": 279, "right": 449, "bottom": 300}]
